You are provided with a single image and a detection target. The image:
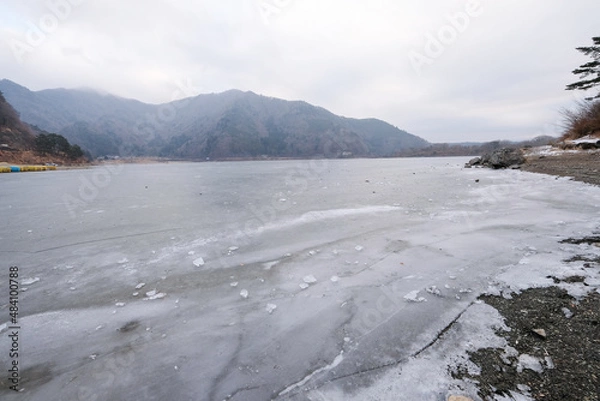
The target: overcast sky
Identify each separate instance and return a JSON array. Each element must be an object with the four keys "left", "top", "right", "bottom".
[{"left": 1, "top": 0, "right": 598, "bottom": 143}]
